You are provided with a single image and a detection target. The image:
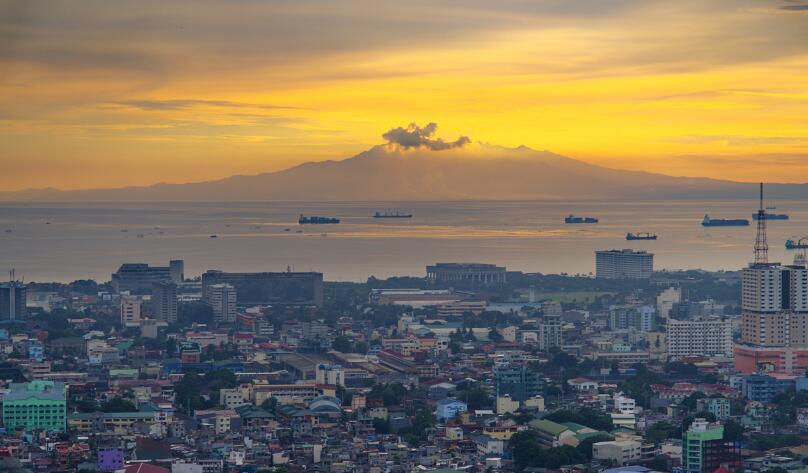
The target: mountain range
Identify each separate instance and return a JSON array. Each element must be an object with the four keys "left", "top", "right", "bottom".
[{"left": 2, "top": 144, "right": 806, "bottom": 201}]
